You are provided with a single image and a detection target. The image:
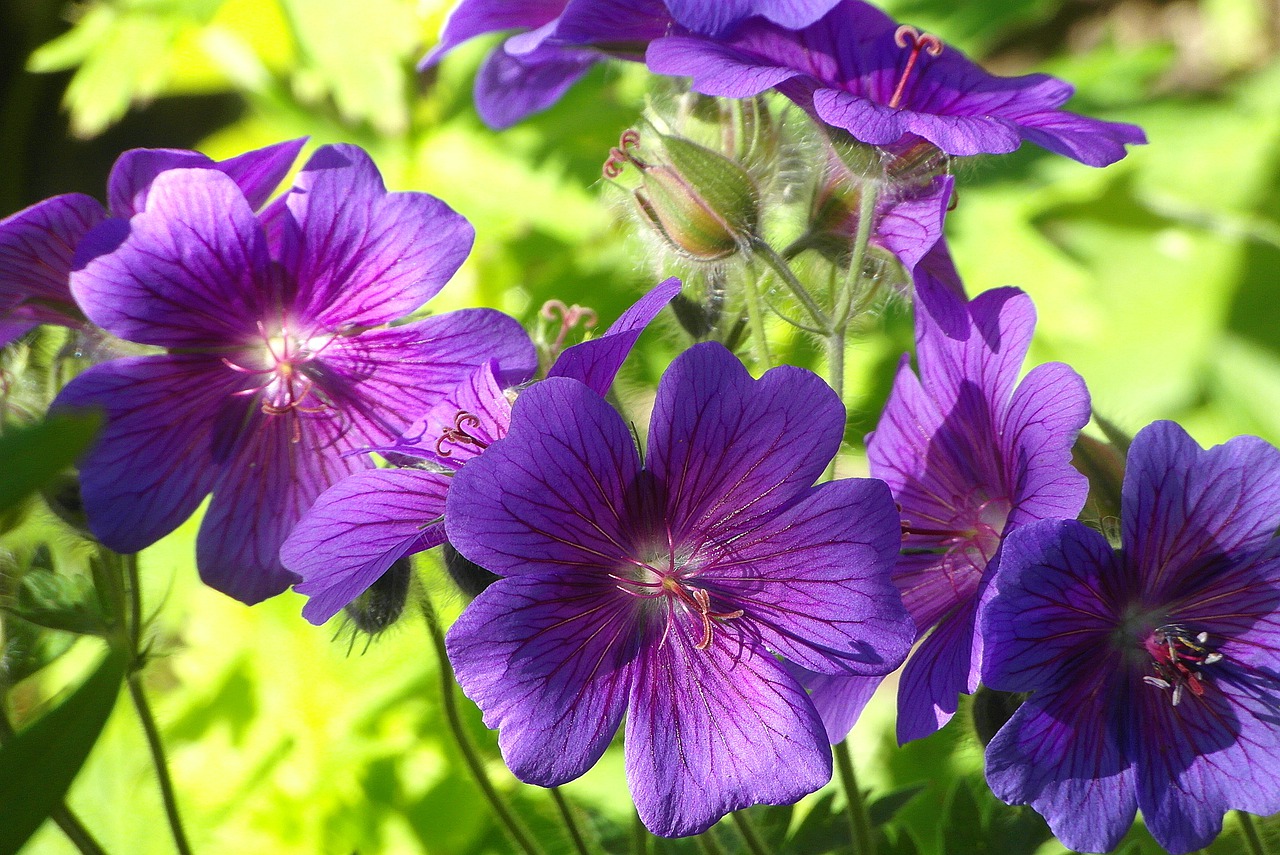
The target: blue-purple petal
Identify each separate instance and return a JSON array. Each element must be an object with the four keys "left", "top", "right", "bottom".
[{"left": 0, "top": 193, "right": 104, "bottom": 330}]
